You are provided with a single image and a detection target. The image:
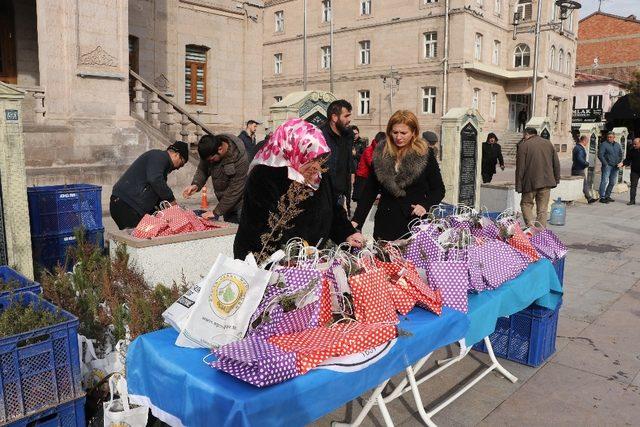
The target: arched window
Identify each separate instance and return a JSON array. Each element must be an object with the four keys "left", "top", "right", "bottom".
[
  {"left": 566, "top": 52, "right": 572, "bottom": 75},
  {"left": 558, "top": 48, "right": 564, "bottom": 73},
  {"left": 549, "top": 46, "right": 556, "bottom": 70},
  {"left": 514, "top": 44, "right": 530, "bottom": 68}
]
